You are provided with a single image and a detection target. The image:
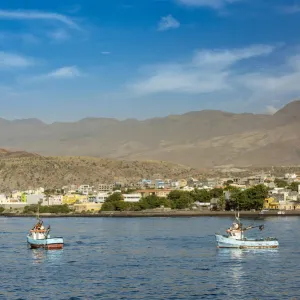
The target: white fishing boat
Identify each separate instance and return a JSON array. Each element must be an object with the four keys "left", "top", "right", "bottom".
[{"left": 215, "top": 212, "right": 279, "bottom": 249}]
